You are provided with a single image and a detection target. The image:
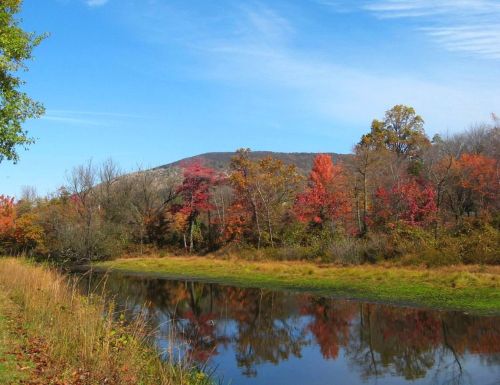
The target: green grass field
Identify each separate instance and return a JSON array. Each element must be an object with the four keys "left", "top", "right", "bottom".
[{"left": 97, "top": 257, "right": 500, "bottom": 315}]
